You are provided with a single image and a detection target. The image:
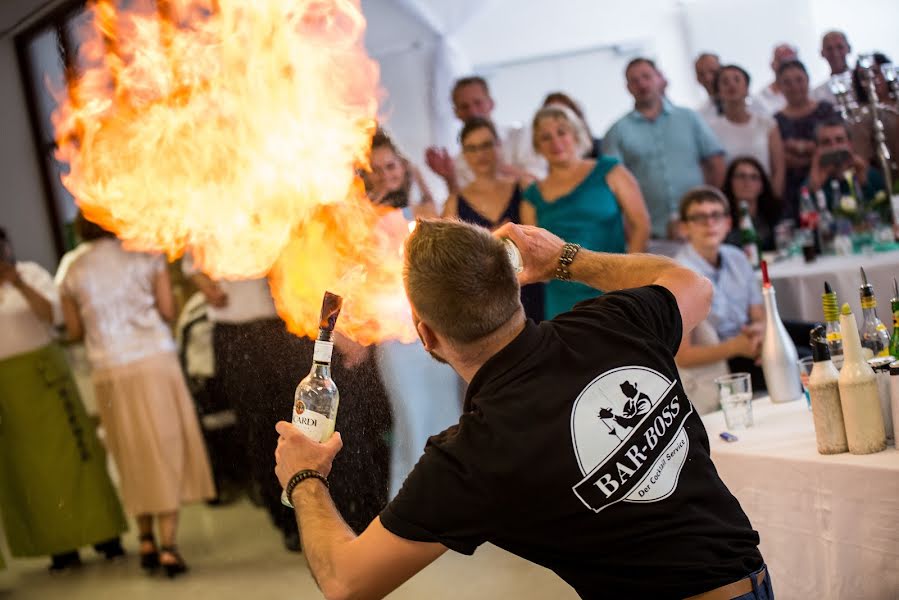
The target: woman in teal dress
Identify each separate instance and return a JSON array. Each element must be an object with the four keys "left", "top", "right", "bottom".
[
  {"left": 0, "top": 228, "right": 127, "bottom": 571},
  {"left": 522, "top": 104, "right": 651, "bottom": 319}
]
